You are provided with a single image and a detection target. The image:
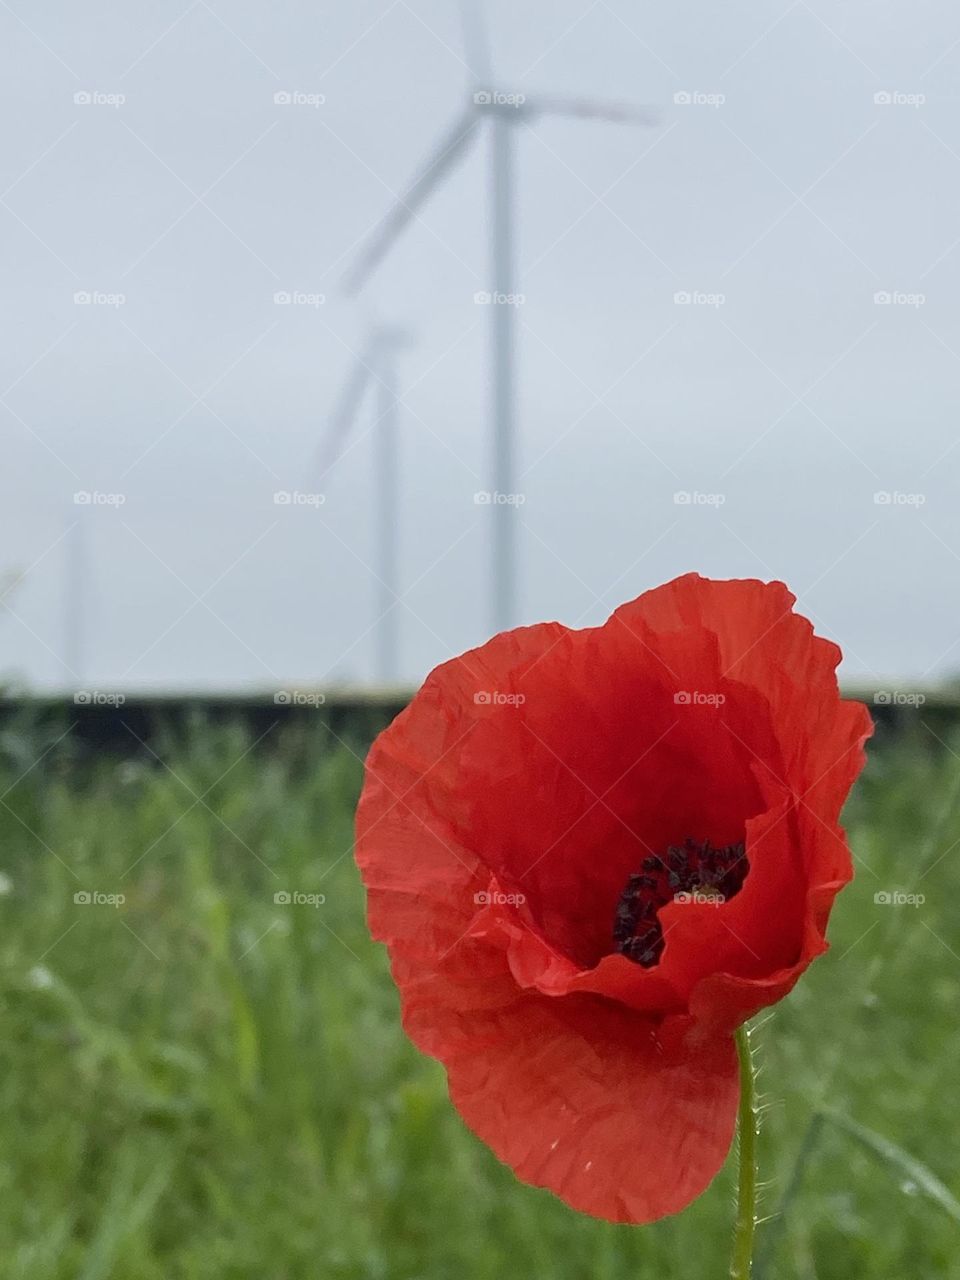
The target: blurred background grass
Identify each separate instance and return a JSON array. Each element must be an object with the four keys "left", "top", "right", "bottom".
[{"left": 0, "top": 714, "right": 957, "bottom": 1279}]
